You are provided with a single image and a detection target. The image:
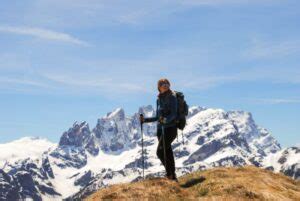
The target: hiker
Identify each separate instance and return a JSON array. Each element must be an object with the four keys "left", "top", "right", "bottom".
[{"left": 140, "top": 78, "right": 179, "bottom": 181}]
